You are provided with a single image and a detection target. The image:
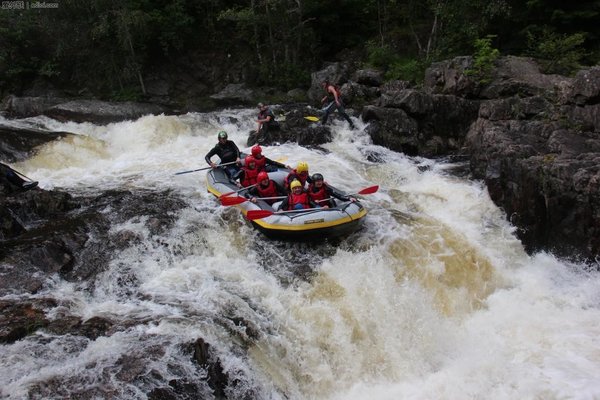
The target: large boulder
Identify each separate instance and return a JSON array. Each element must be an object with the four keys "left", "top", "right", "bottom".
[
  {"left": 210, "top": 83, "right": 255, "bottom": 106},
  {"left": 247, "top": 107, "right": 332, "bottom": 147},
  {"left": 365, "top": 88, "right": 479, "bottom": 156},
  {"left": 566, "top": 66, "right": 600, "bottom": 105},
  {"left": 0, "top": 125, "right": 70, "bottom": 162},
  {"left": 44, "top": 100, "right": 172, "bottom": 124},
  {"left": 308, "top": 62, "right": 353, "bottom": 103},
  {"left": 2, "top": 95, "right": 68, "bottom": 118},
  {"left": 466, "top": 111, "right": 600, "bottom": 260}
]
